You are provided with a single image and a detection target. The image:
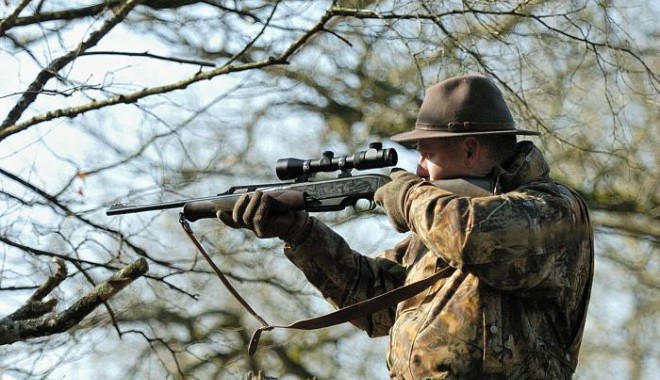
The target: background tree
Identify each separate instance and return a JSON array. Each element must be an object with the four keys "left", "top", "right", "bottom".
[{"left": 0, "top": 1, "right": 657, "bottom": 379}]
